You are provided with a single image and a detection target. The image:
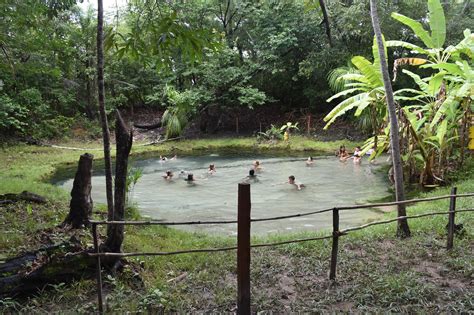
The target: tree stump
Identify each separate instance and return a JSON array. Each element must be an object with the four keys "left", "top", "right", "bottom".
[
  {"left": 63, "top": 153, "right": 94, "bottom": 228},
  {"left": 104, "top": 110, "right": 133, "bottom": 253}
]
